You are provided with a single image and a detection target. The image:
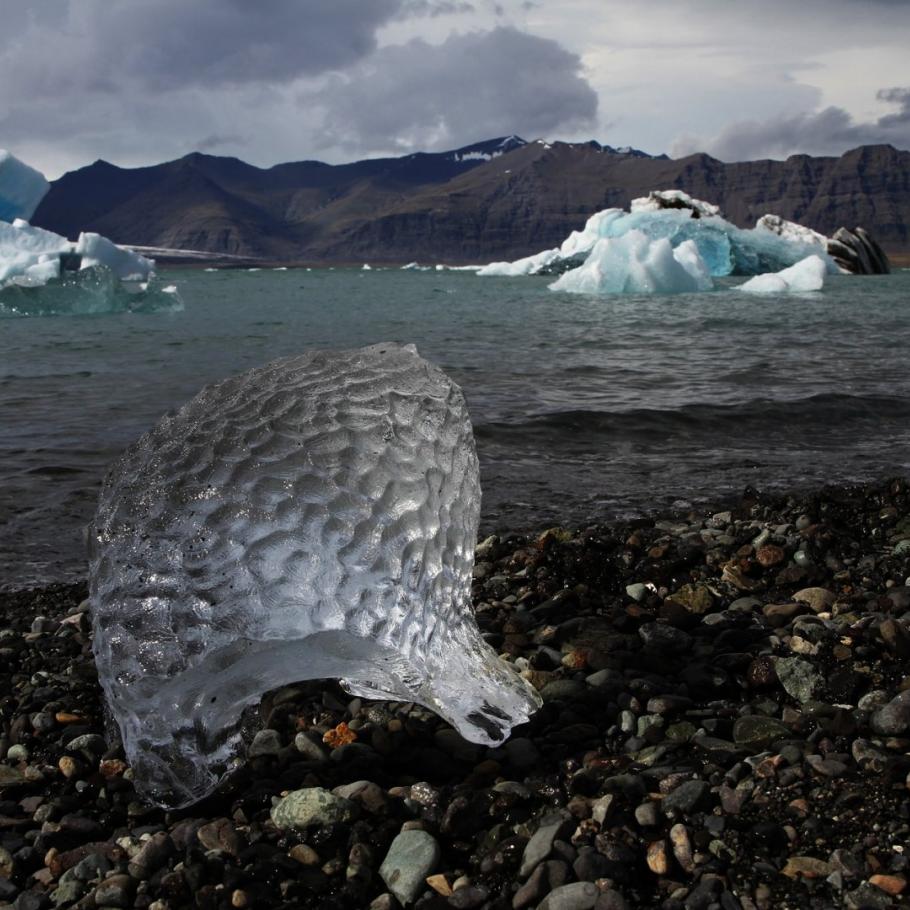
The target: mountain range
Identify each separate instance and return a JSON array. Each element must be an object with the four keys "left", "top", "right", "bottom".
[{"left": 32, "top": 137, "right": 910, "bottom": 263}]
